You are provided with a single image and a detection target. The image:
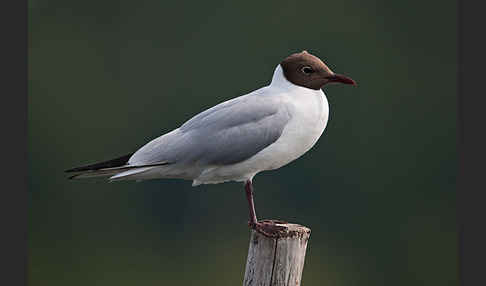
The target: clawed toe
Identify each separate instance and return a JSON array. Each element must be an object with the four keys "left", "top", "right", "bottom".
[{"left": 248, "top": 220, "right": 287, "bottom": 238}]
